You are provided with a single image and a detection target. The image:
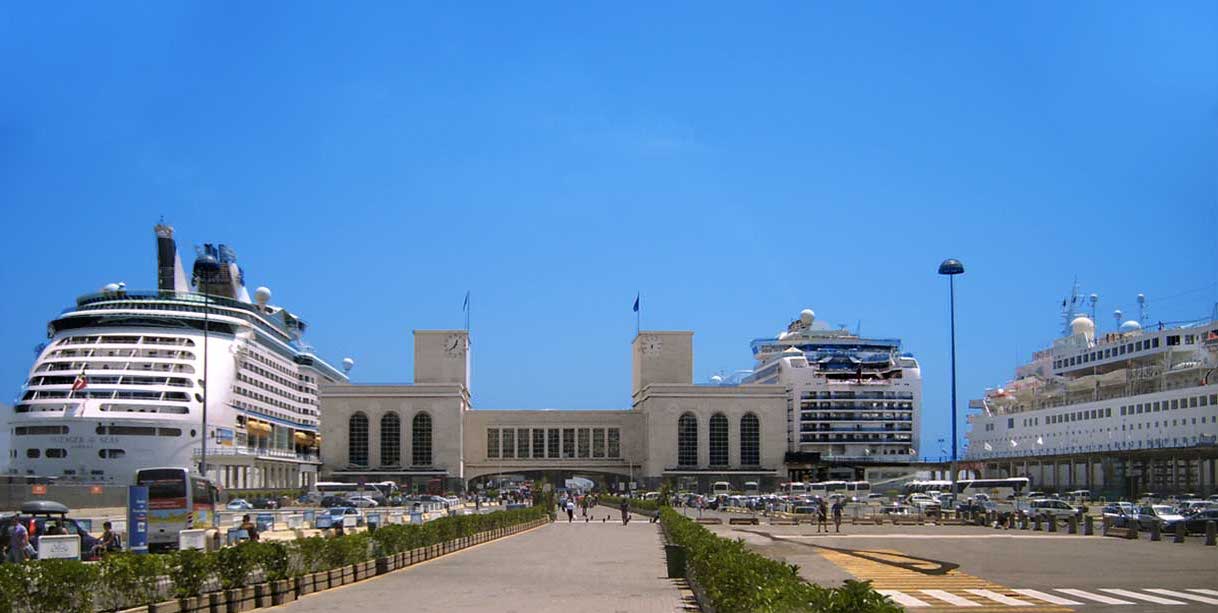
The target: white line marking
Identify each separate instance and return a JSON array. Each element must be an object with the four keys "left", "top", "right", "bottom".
[
  {"left": 877, "top": 590, "right": 931, "bottom": 608},
  {"left": 1011, "top": 589, "right": 1084, "bottom": 606},
  {"left": 1146, "top": 589, "right": 1218, "bottom": 605},
  {"left": 964, "top": 589, "right": 1032, "bottom": 606},
  {"left": 921, "top": 589, "right": 982, "bottom": 607},
  {"left": 1056, "top": 589, "right": 1135, "bottom": 605},
  {"left": 1189, "top": 589, "right": 1218, "bottom": 597},
  {"left": 1099, "top": 589, "right": 1186, "bottom": 605}
]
